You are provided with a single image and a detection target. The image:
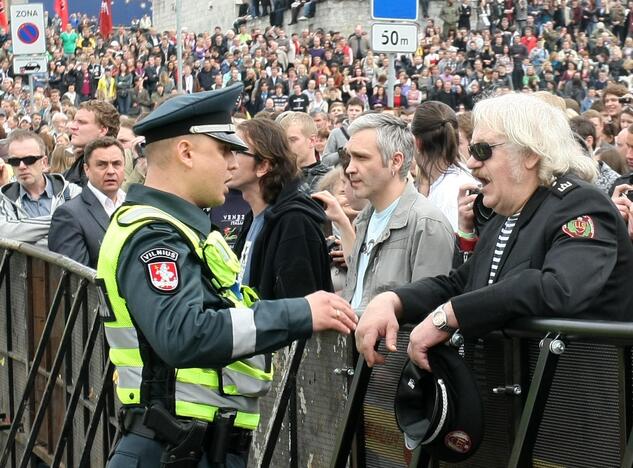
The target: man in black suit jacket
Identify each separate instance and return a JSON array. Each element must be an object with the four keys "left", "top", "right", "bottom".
[
  {"left": 49, "top": 137, "right": 126, "bottom": 268},
  {"left": 143, "top": 56, "right": 160, "bottom": 95}
]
